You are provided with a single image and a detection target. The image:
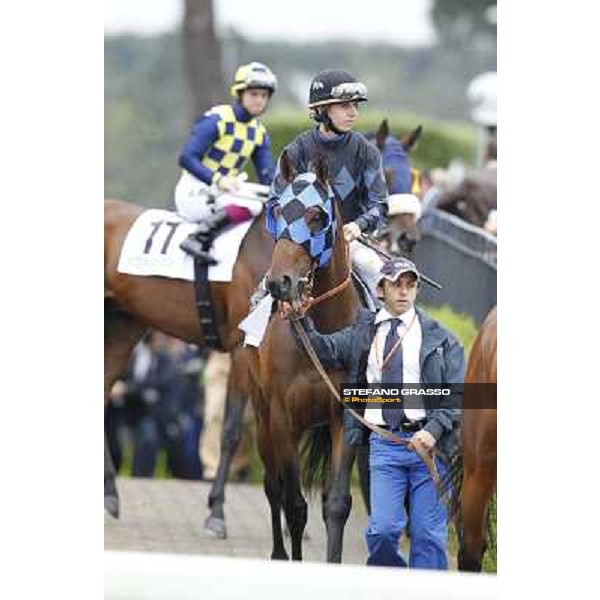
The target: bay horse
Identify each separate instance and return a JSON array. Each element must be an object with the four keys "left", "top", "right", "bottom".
[
  {"left": 104, "top": 198, "right": 274, "bottom": 519},
  {"left": 250, "top": 151, "right": 361, "bottom": 562},
  {"left": 446, "top": 306, "right": 497, "bottom": 571},
  {"left": 367, "top": 119, "right": 423, "bottom": 259}
]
